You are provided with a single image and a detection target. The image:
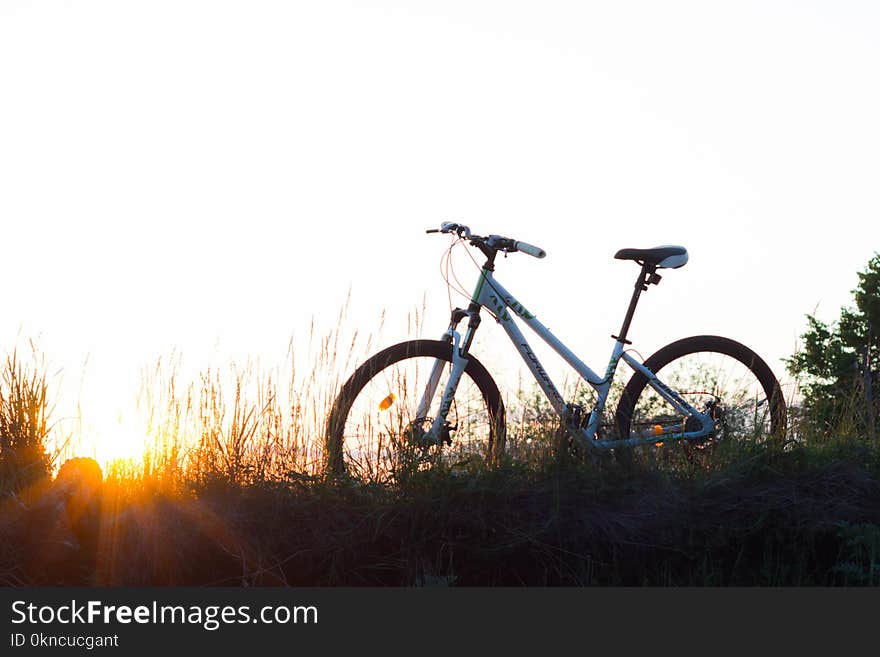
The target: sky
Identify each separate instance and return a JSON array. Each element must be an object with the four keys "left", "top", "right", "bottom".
[{"left": 1, "top": 1, "right": 879, "bottom": 461}]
